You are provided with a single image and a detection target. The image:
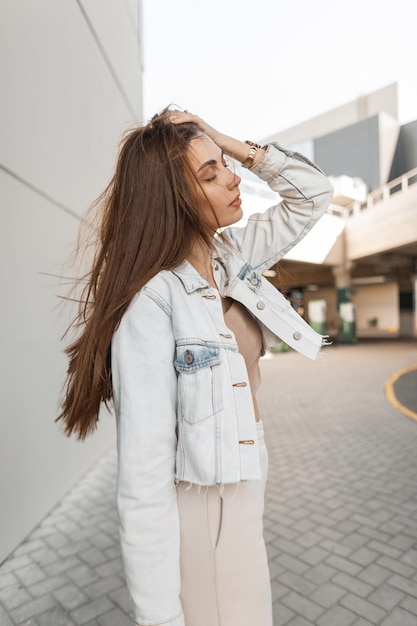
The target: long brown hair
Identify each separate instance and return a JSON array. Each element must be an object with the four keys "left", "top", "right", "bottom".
[{"left": 57, "top": 110, "right": 218, "bottom": 440}]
